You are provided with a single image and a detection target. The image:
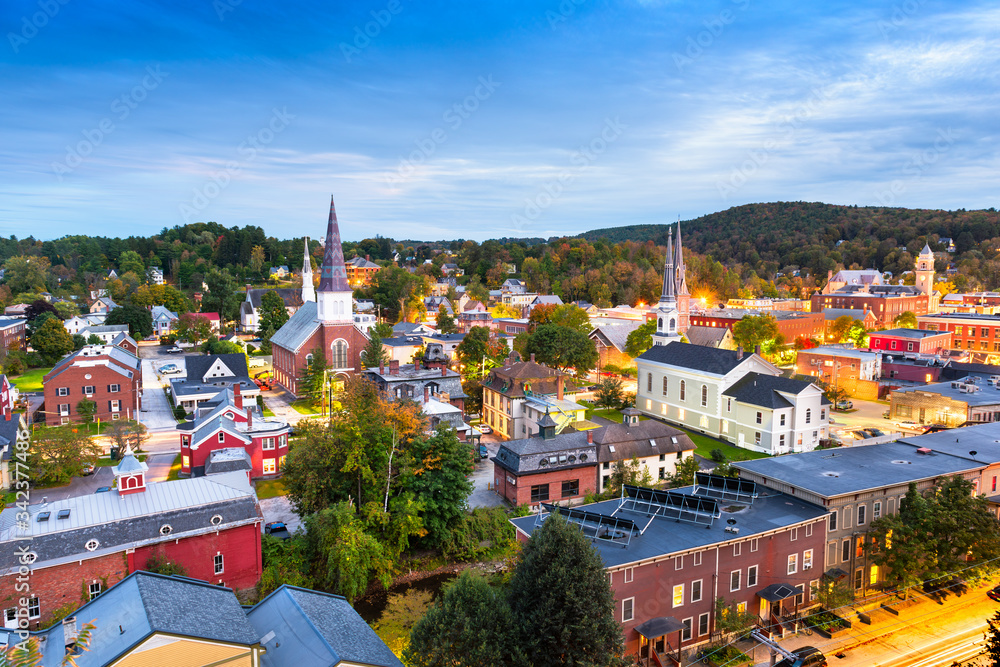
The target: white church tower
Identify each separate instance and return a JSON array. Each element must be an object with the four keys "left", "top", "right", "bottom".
[
  {"left": 652, "top": 228, "right": 682, "bottom": 346},
  {"left": 301, "top": 237, "right": 315, "bottom": 303},
  {"left": 315, "top": 196, "right": 354, "bottom": 324}
]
